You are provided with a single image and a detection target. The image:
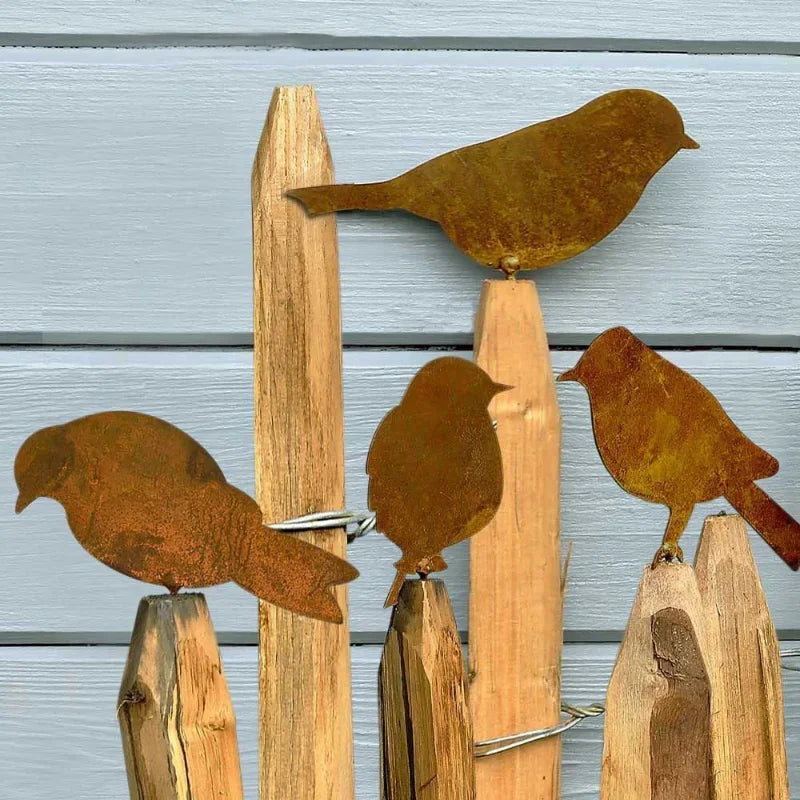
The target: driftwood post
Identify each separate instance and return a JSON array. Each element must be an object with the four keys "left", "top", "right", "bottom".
[
  {"left": 695, "top": 513, "right": 789, "bottom": 800},
  {"left": 118, "top": 593, "right": 244, "bottom": 800},
  {"left": 379, "top": 578, "right": 475, "bottom": 800},
  {"left": 600, "top": 563, "right": 731, "bottom": 800},
  {"left": 252, "top": 85, "right": 354, "bottom": 800},
  {"left": 470, "top": 280, "right": 562, "bottom": 798}
]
